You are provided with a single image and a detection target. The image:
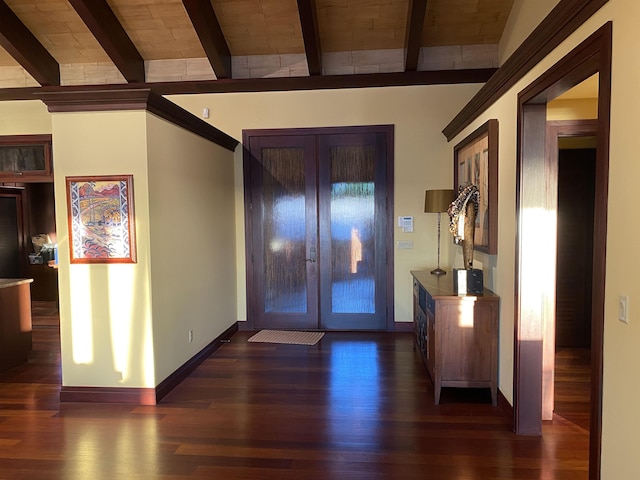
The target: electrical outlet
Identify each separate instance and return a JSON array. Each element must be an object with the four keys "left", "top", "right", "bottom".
[{"left": 188, "top": 330, "right": 193, "bottom": 343}]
